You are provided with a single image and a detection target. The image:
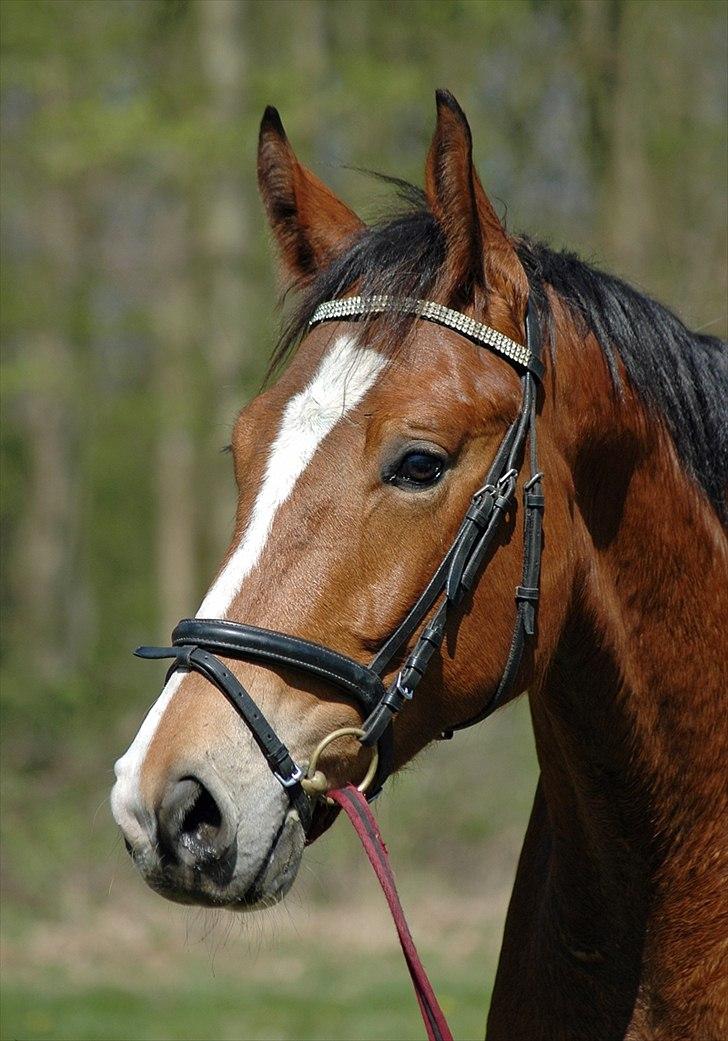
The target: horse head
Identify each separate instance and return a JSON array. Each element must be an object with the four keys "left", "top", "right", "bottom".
[{"left": 111, "top": 92, "right": 569, "bottom": 908}]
